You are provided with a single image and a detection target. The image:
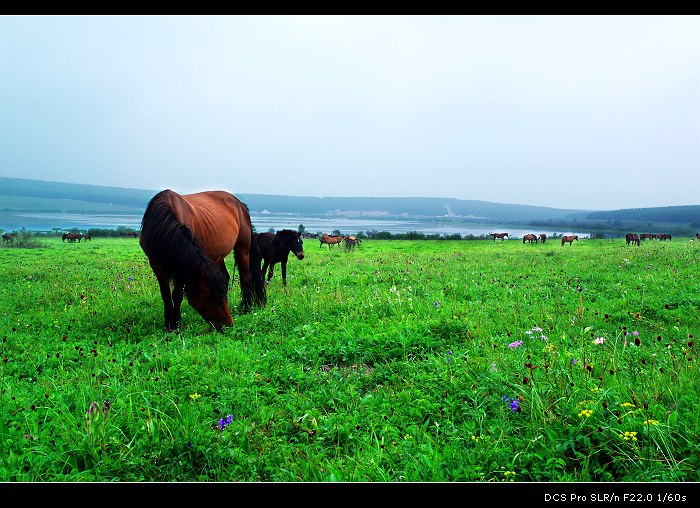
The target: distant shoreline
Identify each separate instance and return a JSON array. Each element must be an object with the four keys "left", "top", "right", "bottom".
[{"left": 0, "top": 211, "right": 590, "bottom": 239}]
